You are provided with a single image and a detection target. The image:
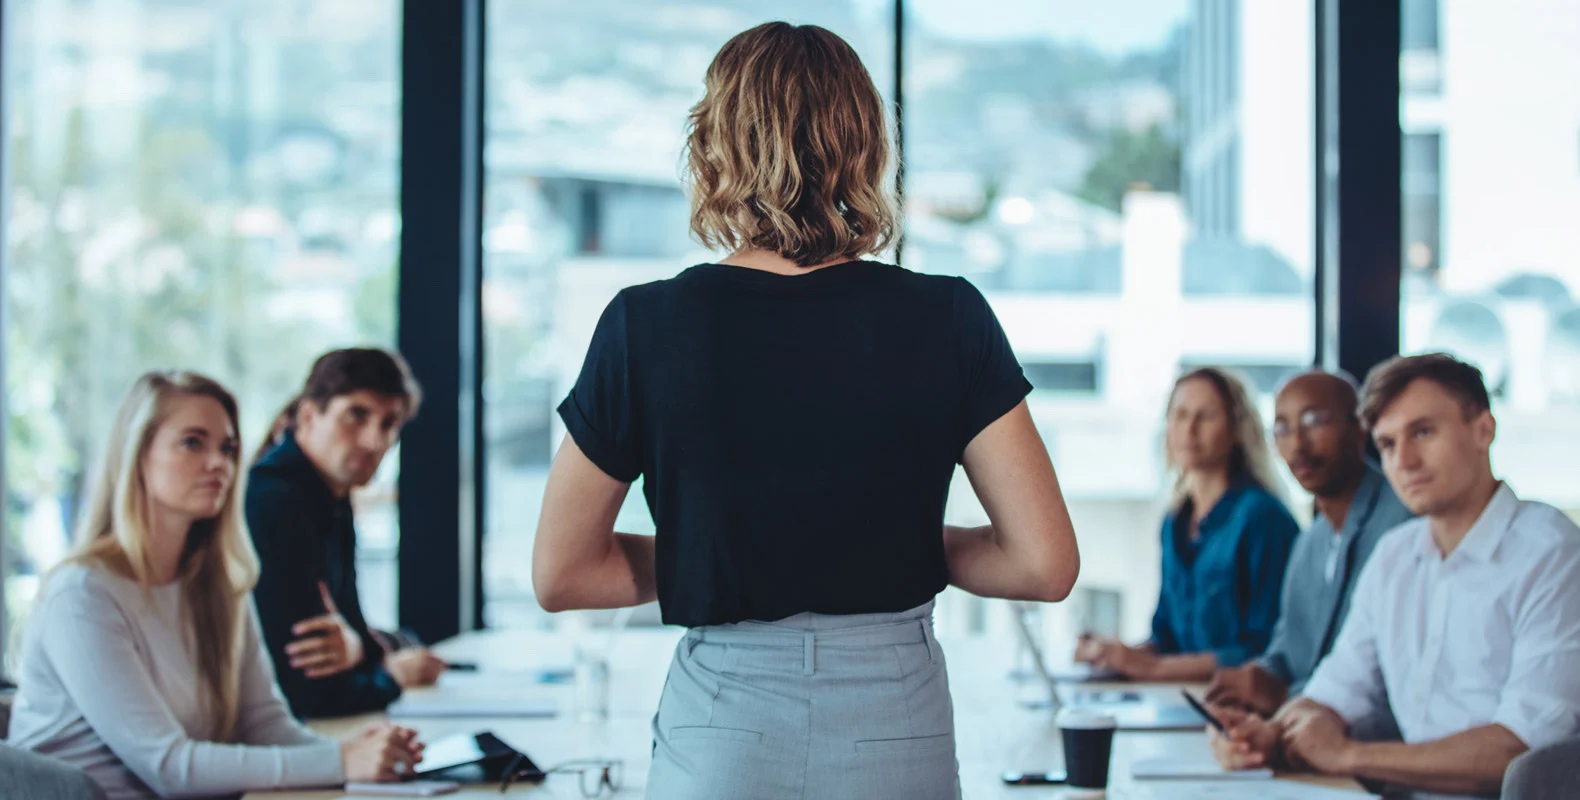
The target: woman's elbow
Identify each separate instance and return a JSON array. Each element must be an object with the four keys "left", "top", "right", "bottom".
[
  {"left": 138, "top": 751, "right": 199, "bottom": 799},
  {"left": 1042, "top": 543, "right": 1080, "bottom": 600},
  {"left": 534, "top": 573, "right": 586, "bottom": 614},
  {"left": 531, "top": 557, "right": 577, "bottom": 613},
  {"left": 1029, "top": 545, "right": 1080, "bottom": 603},
  {"left": 535, "top": 587, "right": 572, "bottom": 614},
  {"left": 1040, "top": 559, "right": 1080, "bottom": 603}
]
